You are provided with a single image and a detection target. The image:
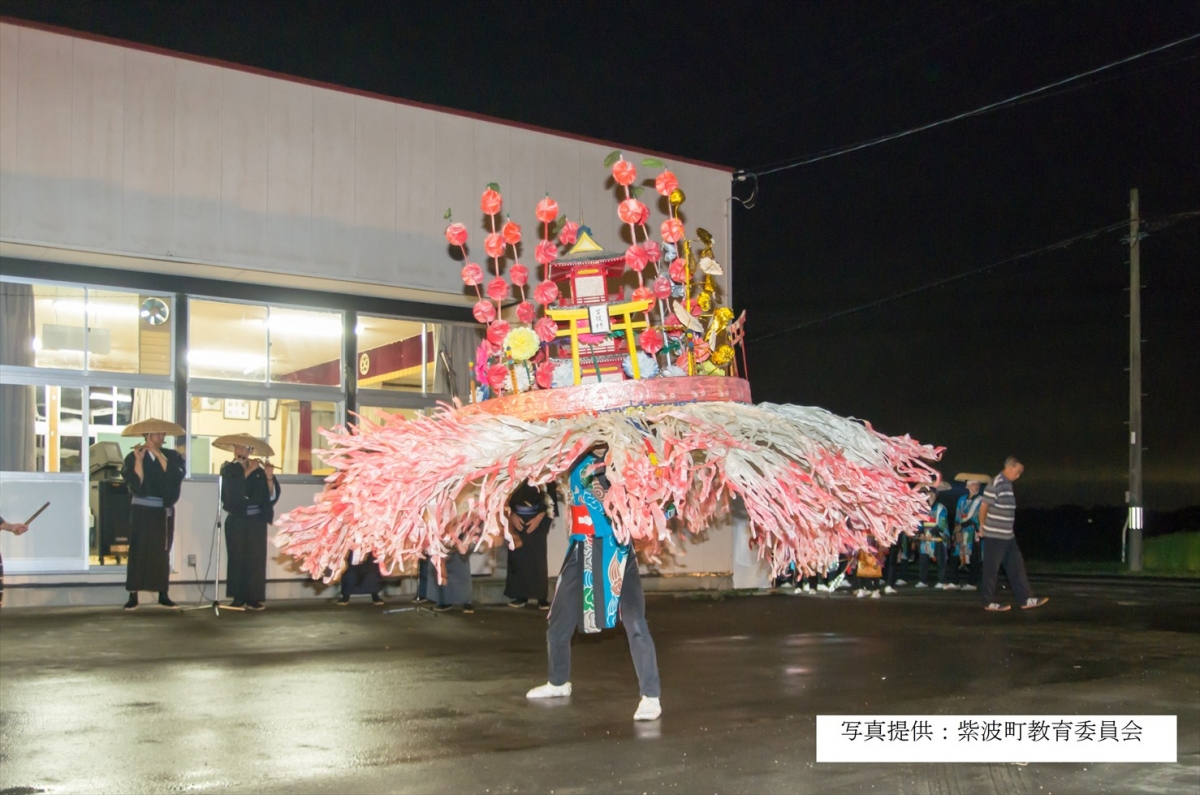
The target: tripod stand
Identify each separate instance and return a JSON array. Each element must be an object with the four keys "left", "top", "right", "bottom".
[{"left": 182, "top": 470, "right": 233, "bottom": 614}]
